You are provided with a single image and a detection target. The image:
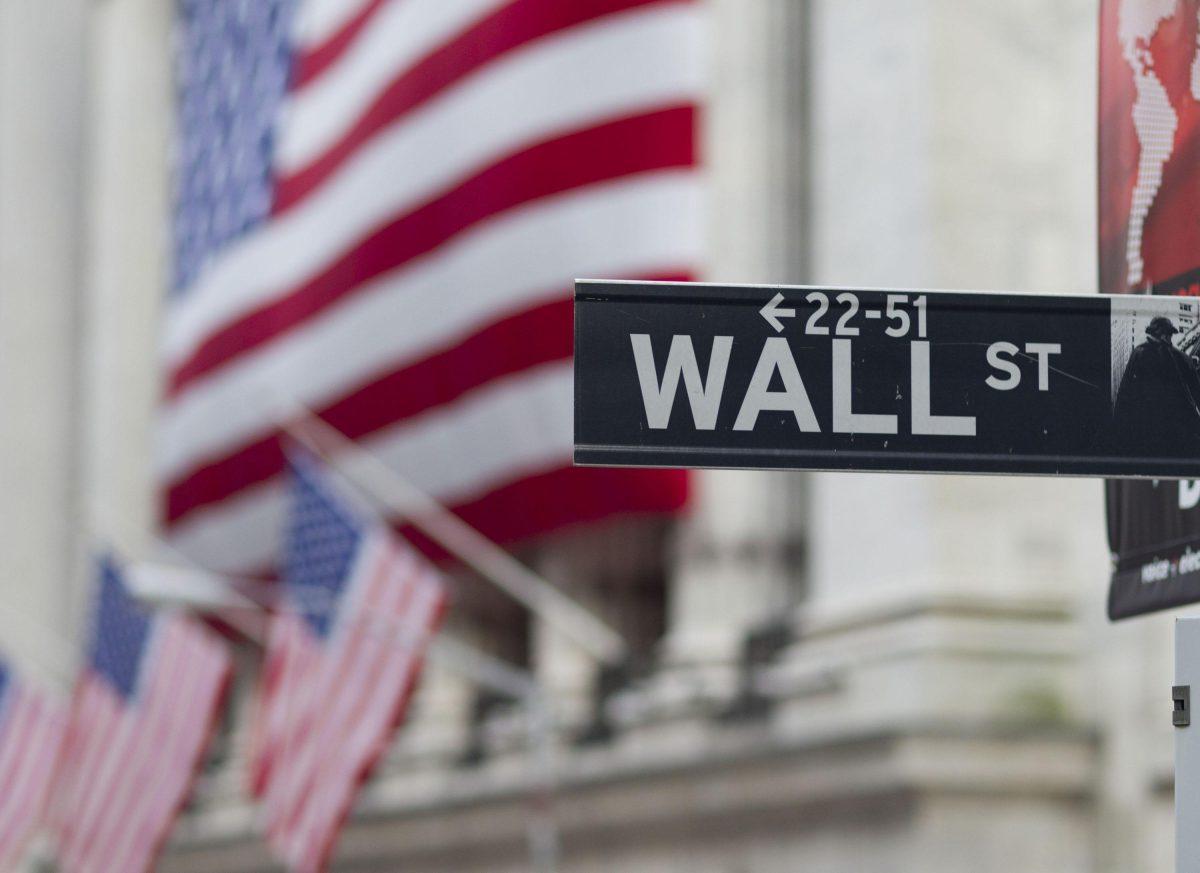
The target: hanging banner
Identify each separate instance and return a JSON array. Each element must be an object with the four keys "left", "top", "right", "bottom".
[
  {"left": 575, "top": 280, "right": 1200, "bottom": 478},
  {"left": 1100, "top": 0, "right": 1200, "bottom": 619}
]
